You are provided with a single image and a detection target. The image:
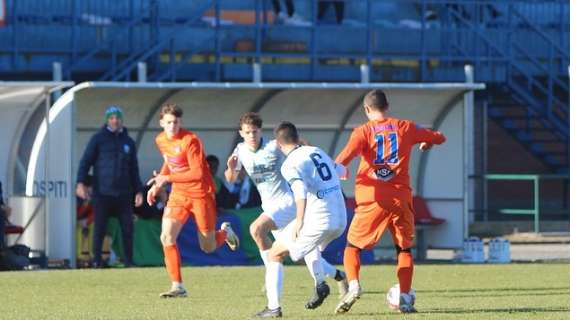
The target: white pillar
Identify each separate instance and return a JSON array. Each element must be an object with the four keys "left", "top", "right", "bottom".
[
  {"left": 360, "top": 64, "right": 370, "bottom": 84},
  {"left": 253, "top": 63, "right": 262, "bottom": 83},
  {"left": 137, "top": 62, "right": 147, "bottom": 82}
]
